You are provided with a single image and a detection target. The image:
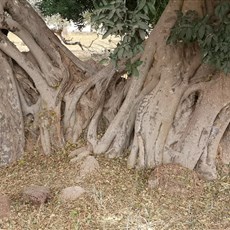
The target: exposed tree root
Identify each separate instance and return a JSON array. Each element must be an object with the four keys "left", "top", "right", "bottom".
[
  {"left": 0, "top": 51, "right": 25, "bottom": 165},
  {"left": 1, "top": 0, "right": 230, "bottom": 180},
  {"left": 219, "top": 125, "right": 230, "bottom": 165}
]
